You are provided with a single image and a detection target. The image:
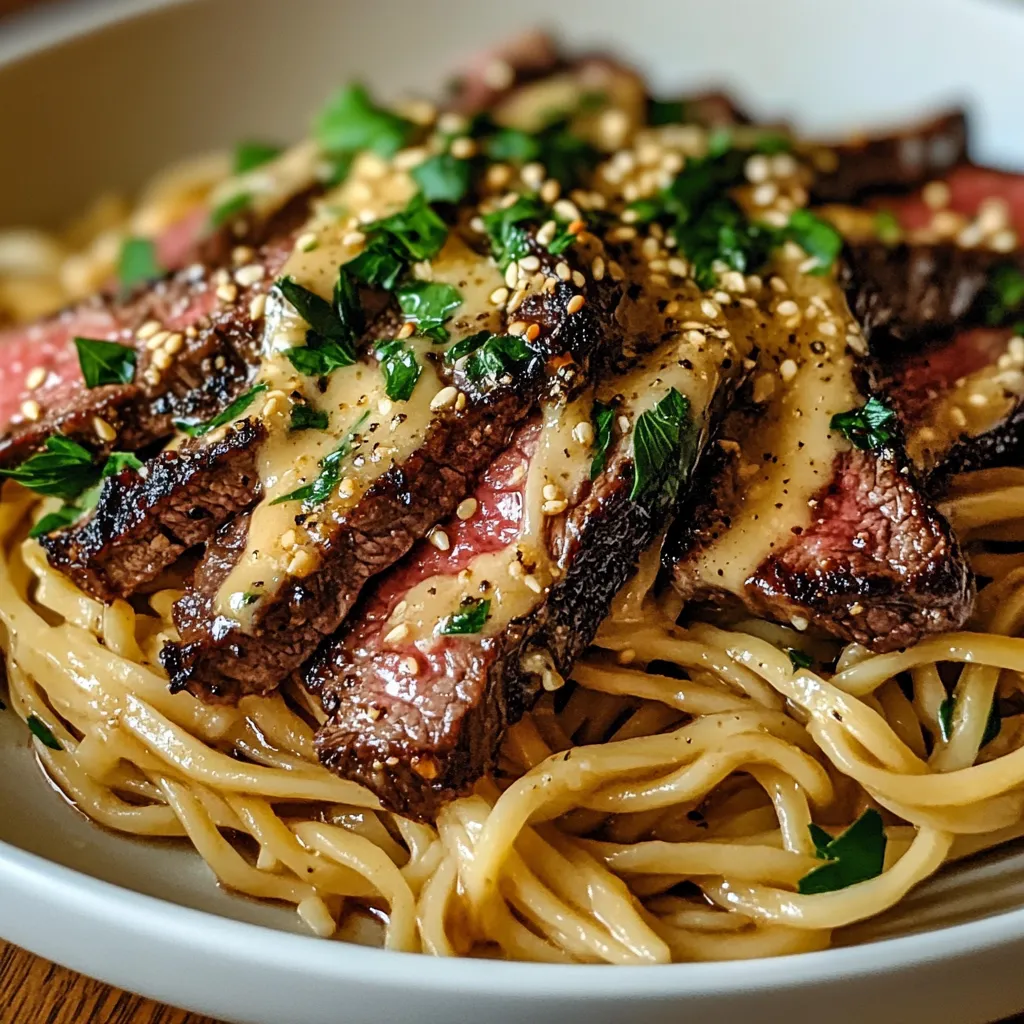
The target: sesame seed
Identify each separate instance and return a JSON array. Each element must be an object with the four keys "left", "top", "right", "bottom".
[
  {"left": 591, "top": 256, "right": 606, "bottom": 281},
  {"left": 553, "top": 199, "right": 581, "bottom": 222},
  {"left": 378, "top": 398, "right": 393, "bottom": 417},
  {"left": 950, "top": 406, "right": 968, "bottom": 428},
  {"left": 571, "top": 270, "right": 585, "bottom": 287},
  {"left": 523, "top": 575, "right": 543, "bottom": 594},
  {"left": 540, "top": 179, "right": 561, "bottom": 204},
  {"left": 507, "top": 288, "right": 527, "bottom": 314},
  {"left": 342, "top": 231, "right": 366, "bottom": 247},
  {"left": 519, "top": 255, "right": 541, "bottom": 272},
  {"left": 779, "top": 358, "right": 798, "bottom": 382},
  {"left": 397, "top": 321, "right": 415, "bottom": 340},
  {"left": 923, "top": 181, "right": 951, "bottom": 210},
  {"left": 455, "top": 392, "right": 467, "bottom": 412},
  {"left": 296, "top": 232, "right": 319, "bottom": 253},
  {"left": 430, "top": 386, "right": 458, "bottom": 411},
  {"left": 146, "top": 331, "right": 170, "bottom": 351},
  {"left": 667, "top": 257, "right": 689, "bottom": 278},
  {"left": 745, "top": 154, "right": 770, "bottom": 183},
  {"left": 280, "top": 529, "right": 297, "bottom": 550},
  {"left": 991, "top": 230, "right": 1018, "bottom": 253},
  {"left": 608, "top": 261, "right": 625, "bottom": 281},
  {"left": 536, "top": 220, "right": 557, "bottom": 246},
  {"left": 617, "top": 415, "right": 631, "bottom": 433},
  {"left": 521, "top": 161, "right": 545, "bottom": 189},
  {"left": 385, "top": 756, "right": 399, "bottom": 766},
  {"left": 152, "top": 349, "right": 172, "bottom": 370},
  {"left": 231, "top": 246, "right": 255, "bottom": 266},
  {"left": 791, "top": 615, "right": 809, "bottom": 631},
  {"left": 567, "top": 295, "right": 586, "bottom": 315},
  {"left": 608, "top": 226, "right": 637, "bottom": 243},
  {"left": 573, "top": 421, "right": 594, "bottom": 446},
  {"left": 504, "top": 262, "right": 519, "bottom": 288},
  {"left": 508, "top": 559, "right": 524, "bottom": 579},
  {"left": 216, "top": 283, "right": 238, "bottom": 303},
  {"left": 777, "top": 299, "right": 800, "bottom": 317},
  {"left": 771, "top": 153, "right": 797, "bottom": 177},
  {"left": 214, "top": 355, "right": 226, "bottom": 370},
  {"left": 401, "top": 656, "right": 420, "bottom": 676},
  {"left": 752, "top": 182, "right": 779, "bottom": 207},
  {"left": 136, "top": 320, "right": 162, "bottom": 340},
  {"left": 542, "top": 483, "right": 562, "bottom": 501},
  {"left": 1009, "top": 337, "right": 1024, "bottom": 362},
  {"left": 701, "top": 299, "right": 721, "bottom": 319},
  {"left": 19, "top": 399, "right": 40, "bottom": 422},
  {"left": 525, "top": 323, "right": 541, "bottom": 342},
  {"left": 428, "top": 527, "right": 450, "bottom": 551},
  {"left": 683, "top": 329, "right": 706, "bottom": 345},
  {"left": 507, "top": 320, "right": 528, "bottom": 336},
  {"left": 384, "top": 623, "right": 411, "bottom": 644},
  {"left": 489, "top": 286, "right": 509, "bottom": 307},
  {"left": 449, "top": 136, "right": 476, "bottom": 160},
  {"left": 287, "top": 549, "right": 316, "bottom": 576},
  {"left": 553, "top": 262, "right": 570, "bottom": 282},
  {"left": 338, "top": 476, "right": 356, "bottom": 499},
  {"left": 752, "top": 374, "right": 776, "bottom": 403},
  {"left": 457, "top": 497, "right": 478, "bottom": 520},
  {"left": 143, "top": 368, "right": 161, "bottom": 386},
  {"left": 25, "top": 367, "right": 46, "bottom": 390},
  {"left": 92, "top": 416, "right": 116, "bottom": 441},
  {"left": 968, "top": 392, "right": 989, "bottom": 407},
  {"left": 542, "top": 499, "right": 569, "bottom": 516}
]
